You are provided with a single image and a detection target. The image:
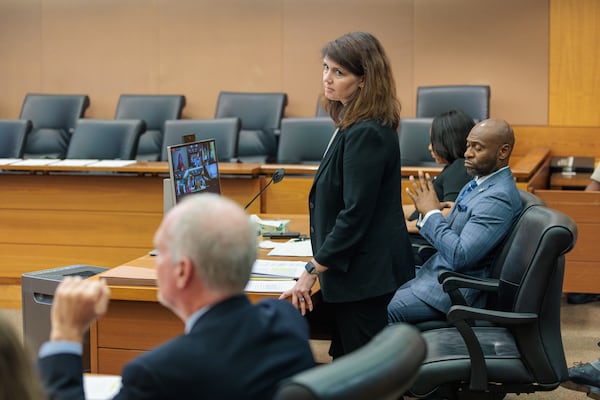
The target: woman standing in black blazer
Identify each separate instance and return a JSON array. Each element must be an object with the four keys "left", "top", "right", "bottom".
[{"left": 281, "top": 32, "right": 415, "bottom": 359}]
